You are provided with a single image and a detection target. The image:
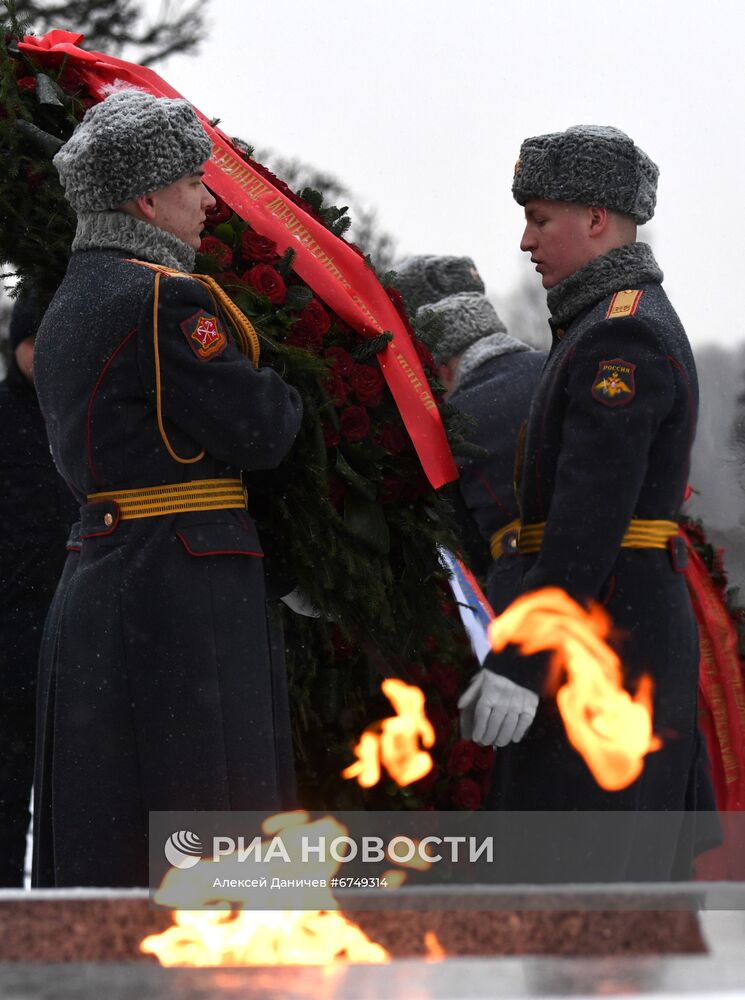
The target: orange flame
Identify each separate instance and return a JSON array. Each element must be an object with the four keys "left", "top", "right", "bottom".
[
  {"left": 141, "top": 907, "right": 388, "bottom": 967},
  {"left": 141, "top": 811, "right": 390, "bottom": 966},
  {"left": 488, "top": 587, "right": 661, "bottom": 790},
  {"left": 424, "top": 930, "right": 446, "bottom": 962},
  {"left": 342, "top": 678, "right": 435, "bottom": 787}
]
